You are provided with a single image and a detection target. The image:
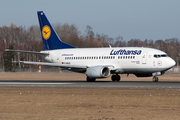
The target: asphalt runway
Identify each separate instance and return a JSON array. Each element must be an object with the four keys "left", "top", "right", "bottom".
[{"left": 0, "top": 80, "right": 180, "bottom": 89}]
